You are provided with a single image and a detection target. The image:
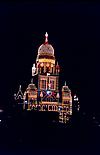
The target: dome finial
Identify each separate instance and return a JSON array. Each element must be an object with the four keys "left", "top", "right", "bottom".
[
  {"left": 64, "top": 81, "right": 67, "bottom": 86},
  {"left": 31, "top": 78, "right": 33, "bottom": 84},
  {"left": 45, "top": 32, "right": 48, "bottom": 44}
]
